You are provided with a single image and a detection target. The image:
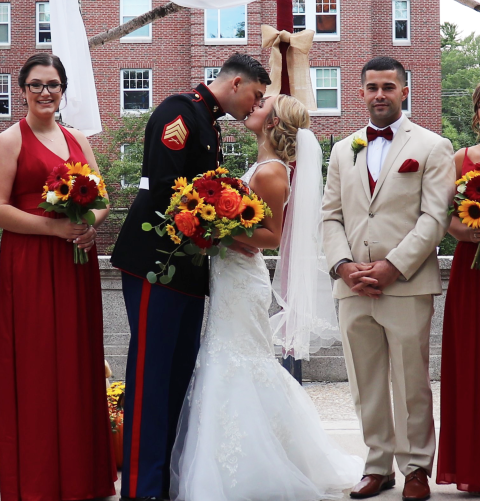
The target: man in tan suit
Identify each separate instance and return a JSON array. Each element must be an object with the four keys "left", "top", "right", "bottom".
[{"left": 322, "top": 57, "right": 455, "bottom": 501}]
